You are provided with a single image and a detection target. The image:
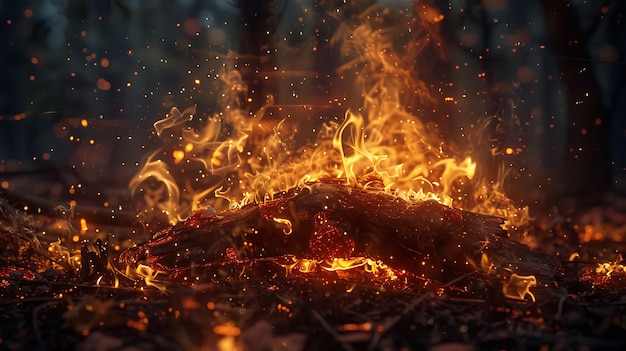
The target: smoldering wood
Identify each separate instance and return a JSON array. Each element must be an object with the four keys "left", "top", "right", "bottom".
[{"left": 121, "top": 179, "right": 562, "bottom": 286}]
